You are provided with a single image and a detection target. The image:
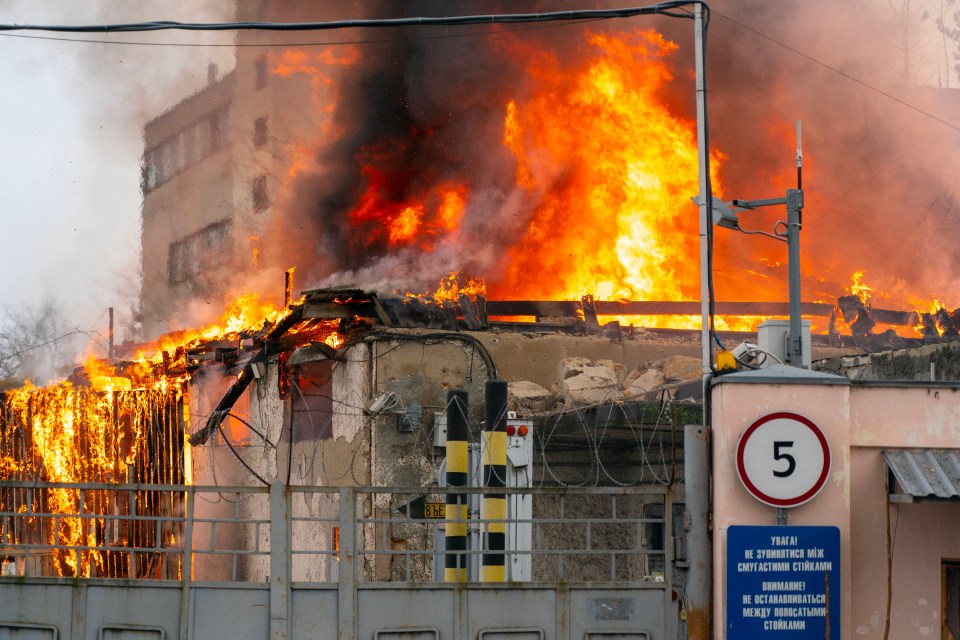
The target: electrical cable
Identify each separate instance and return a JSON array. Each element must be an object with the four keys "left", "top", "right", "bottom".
[
  {"left": 216, "top": 421, "right": 270, "bottom": 486},
  {"left": 0, "top": 18, "right": 606, "bottom": 48},
  {"left": 0, "top": 4, "right": 703, "bottom": 34},
  {"left": 712, "top": 9, "right": 960, "bottom": 135},
  {"left": 354, "top": 329, "right": 499, "bottom": 381},
  {"left": 225, "top": 411, "right": 277, "bottom": 448}
]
